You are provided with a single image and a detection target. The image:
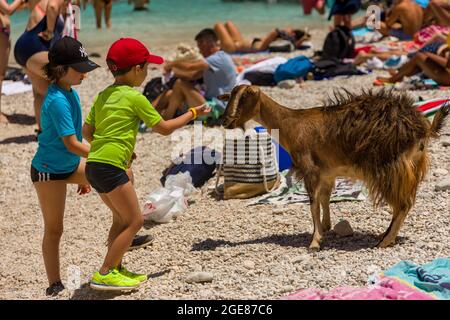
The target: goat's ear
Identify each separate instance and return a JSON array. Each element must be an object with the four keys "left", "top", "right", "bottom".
[{"left": 217, "top": 93, "right": 231, "bottom": 102}]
